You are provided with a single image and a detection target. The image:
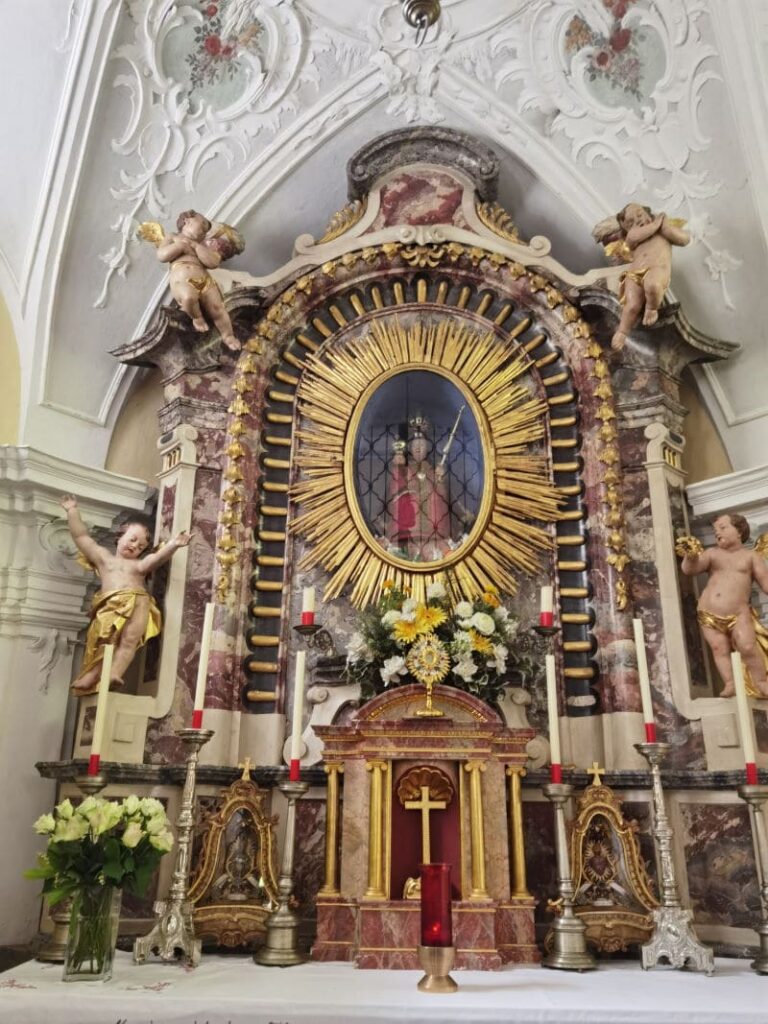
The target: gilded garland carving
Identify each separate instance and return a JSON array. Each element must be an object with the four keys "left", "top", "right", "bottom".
[
  {"left": 317, "top": 199, "right": 367, "bottom": 244},
  {"left": 476, "top": 201, "right": 522, "bottom": 244}
]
